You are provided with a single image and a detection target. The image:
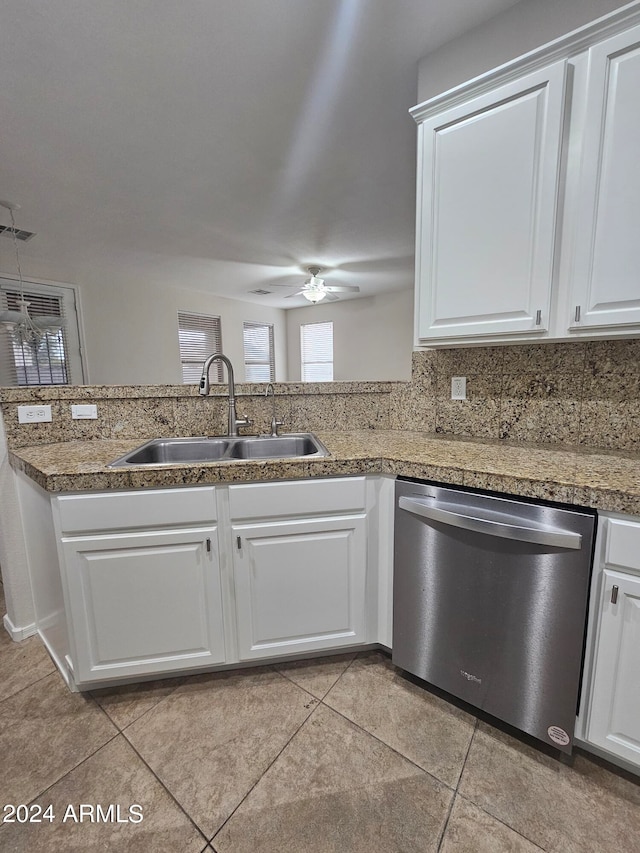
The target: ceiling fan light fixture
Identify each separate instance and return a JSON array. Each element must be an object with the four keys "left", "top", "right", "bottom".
[
  {"left": 303, "top": 288, "right": 327, "bottom": 303},
  {"left": 305, "top": 274, "right": 325, "bottom": 288}
]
